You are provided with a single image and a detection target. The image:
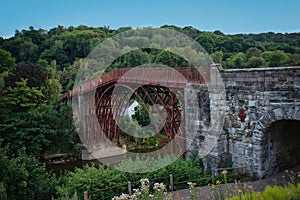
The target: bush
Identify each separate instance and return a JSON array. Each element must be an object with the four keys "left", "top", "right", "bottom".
[
  {"left": 0, "top": 147, "right": 57, "bottom": 200},
  {"left": 0, "top": 182, "right": 7, "bottom": 200},
  {"left": 116, "top": 155, "right": 208, "bottom": 190},
  {"left": 57, "top": 155, "right": 206, "bottom": 199},
  {"left": 228, "top": 183, "right": 300, "bottom": 200},
  {"left": 57, "top": 164, "right": 128, "bottom": 200}
]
